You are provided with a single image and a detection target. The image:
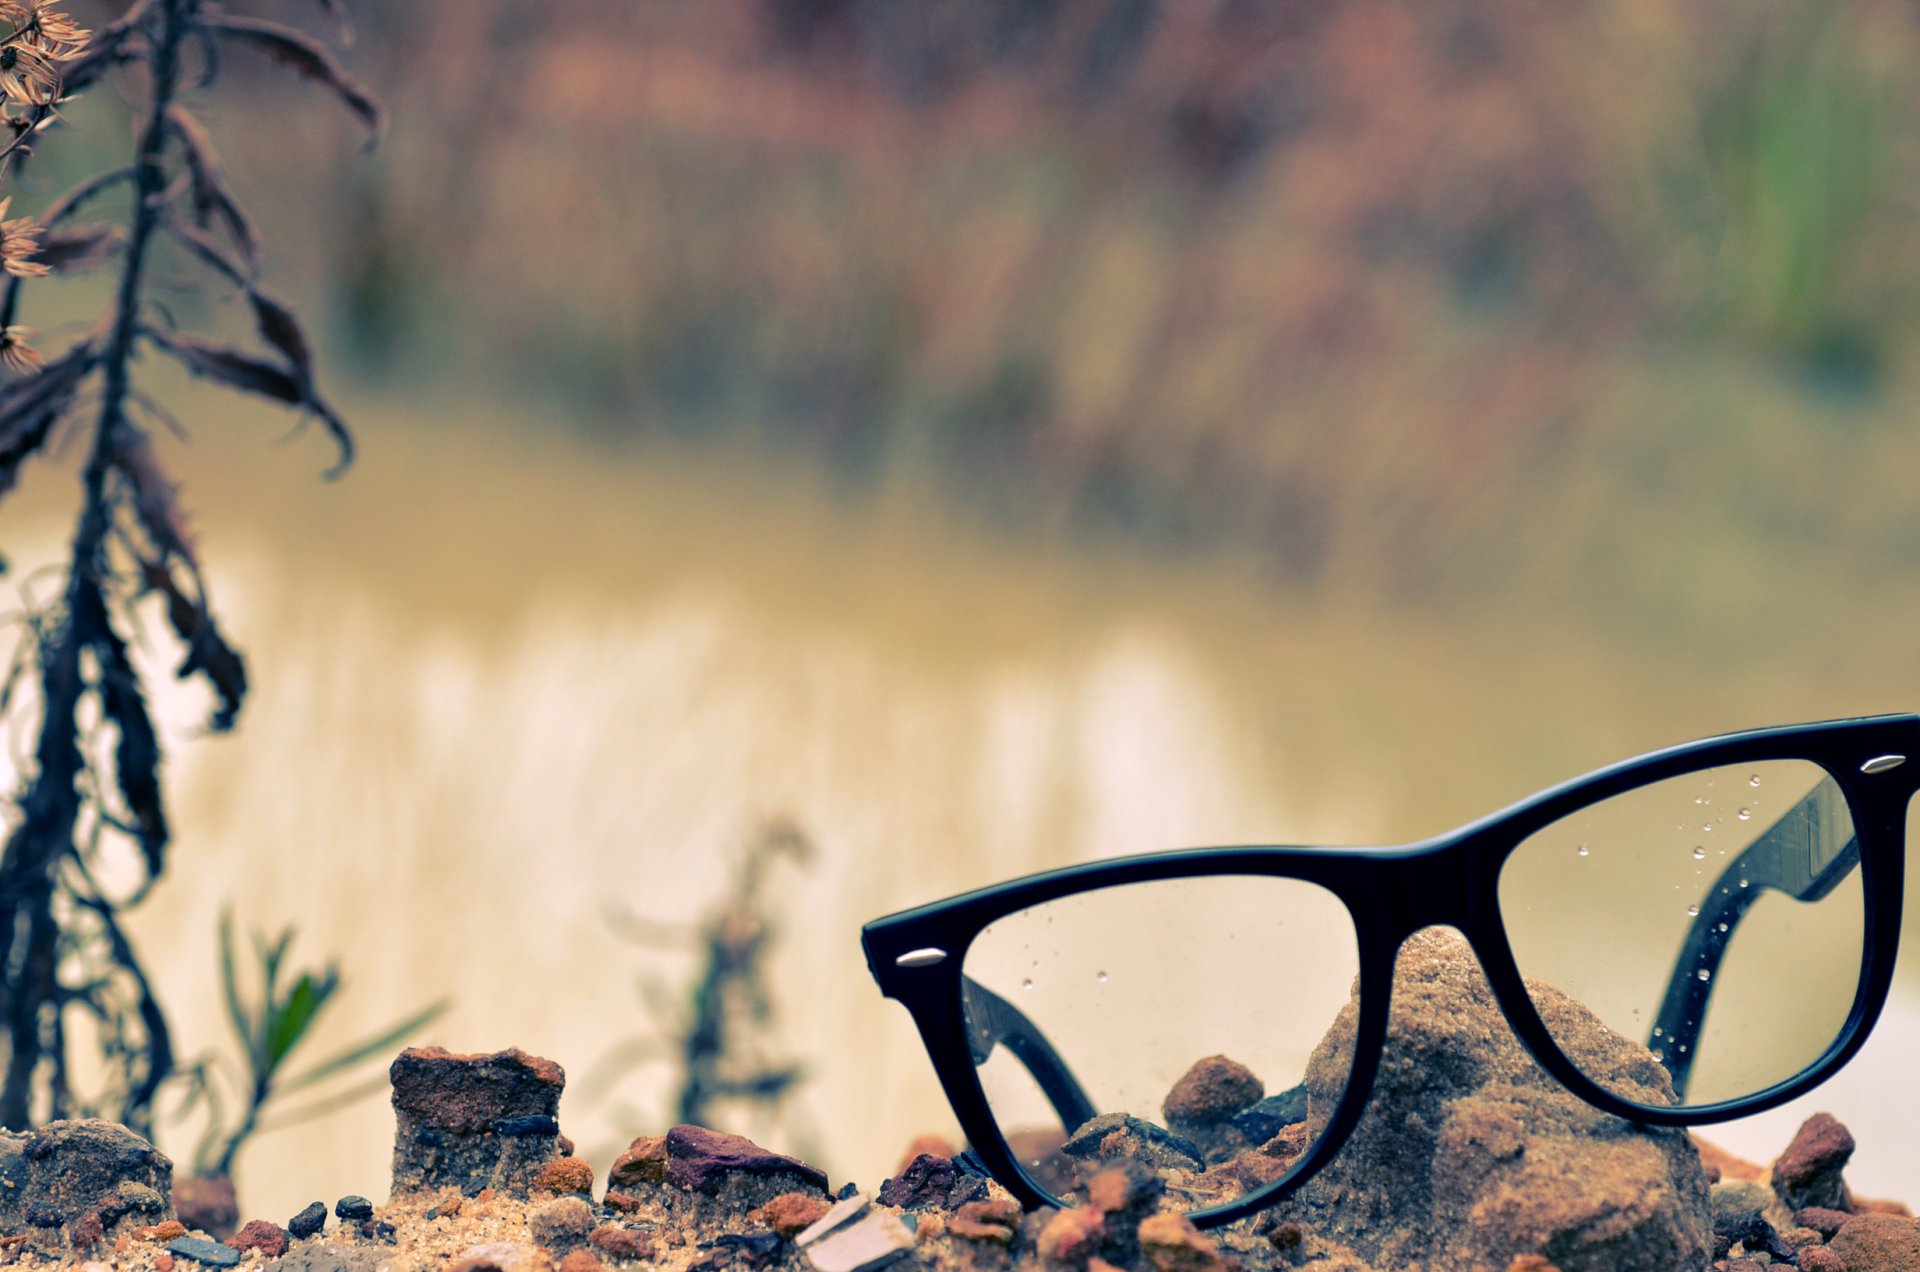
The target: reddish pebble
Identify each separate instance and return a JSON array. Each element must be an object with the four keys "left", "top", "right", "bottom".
[
  {"left": 1797, "top": 1248, "right": 1845, "bottom": 1272},
  {"left": 155, "top": 1257, "right": 173, "bottom": 1272},
  {"left": 895, "top": 1135, "right": 956, "bottom": 1173},
  {"left": 558, "top": 1254, "right": 606, "bottom": 1272},
  {"left": 535, "top": 1157, "right": 596, "bottom": 1196},
  {"left": 1797, "top": 1208, "right": 1853, "bottom": 1240},
  {"left": 1773, "top": 1114, "right": 1856, "bottom": 1211},
  {"left": 1162, "top": 1055, "right": 1263, "bottom": 1126},
  {"left": 1138, "top": 1212, "right": 1229, "bottom": 1272},
  {"left": 607, "top": 1136, "right": 667, "bottom": 1189},
  {"left": 588, "top": 1226, "right": 657, "bottom": 1261},
  {"left": 751, "top": 1192, "right": 830, "bottom": 1238},
  {"left": 141, "top": 1221, "right": 188, "bottom": 1243},
  {"left": 948, "top": 1199, "right": 1022, "bottom": 1244},
  {"left": 1828, "top": 1213, "right": 1920, "bottom": 1268},
  {"left": 1037, "top": 1206, "right": 1105, "bottom": 1265},
  {"left": 228, "top": 1219, "right": 290, "bottom": 1259},
  {"left": 67, "top": 1211, "right": 103, "bottom": 1251},
  {"left": 602, "top": 1190, "right": 643, "bottom": 1214},
  {"left": 1504, "top": 1258, "right": 1560, "bottom": 1272}
]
